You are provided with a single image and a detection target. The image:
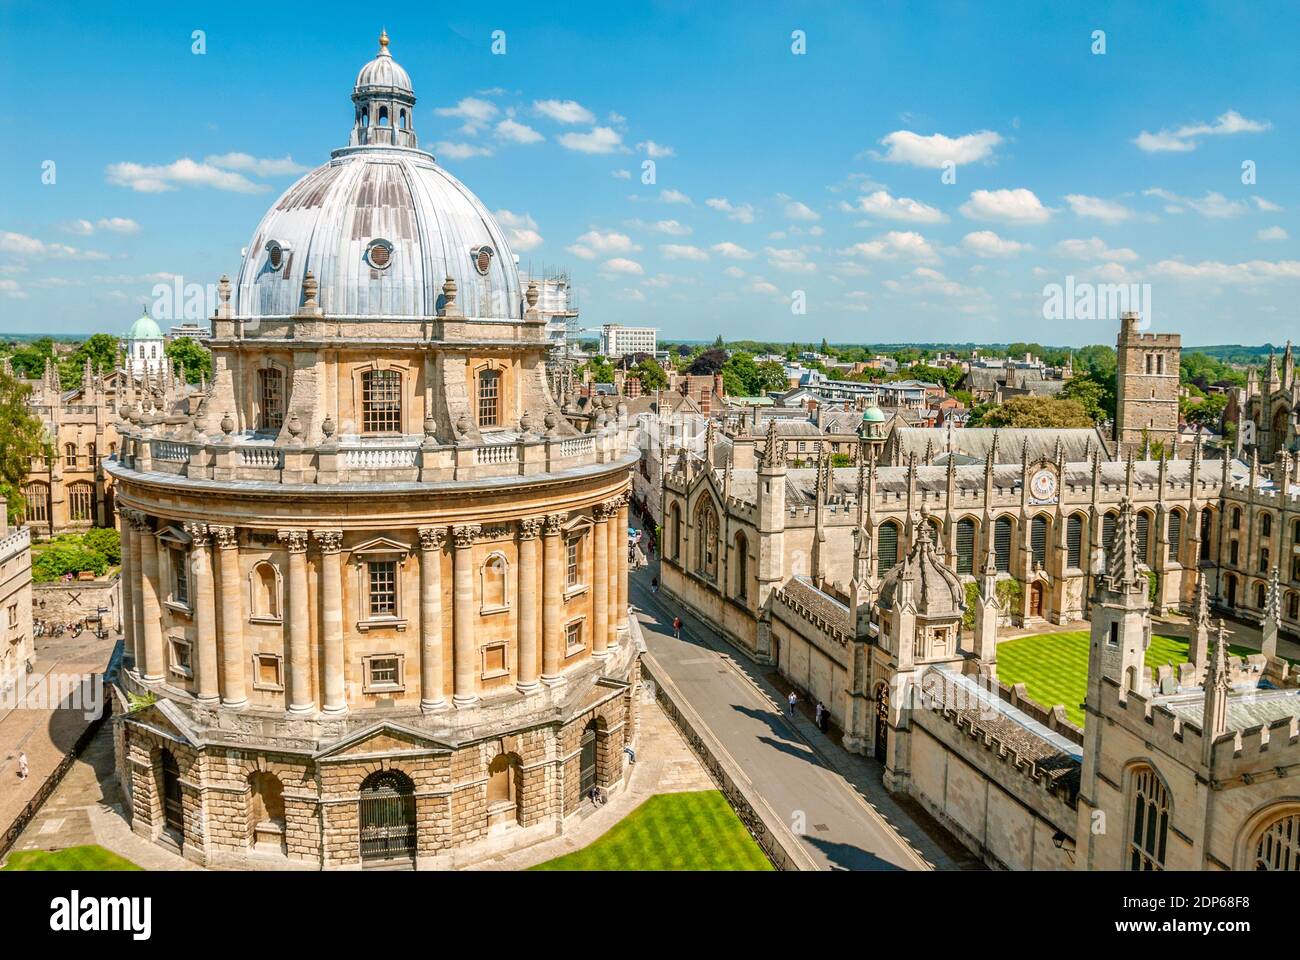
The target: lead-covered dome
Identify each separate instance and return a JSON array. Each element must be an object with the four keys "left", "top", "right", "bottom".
[{"left": 232, "top": 34, "right": 522, "bottom": 320}]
